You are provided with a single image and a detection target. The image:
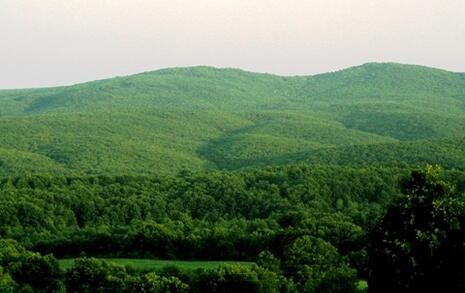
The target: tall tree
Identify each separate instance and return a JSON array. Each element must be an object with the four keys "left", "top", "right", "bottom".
[{"left": 368, "top": 166, "right": 465, "bottom": 292}]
